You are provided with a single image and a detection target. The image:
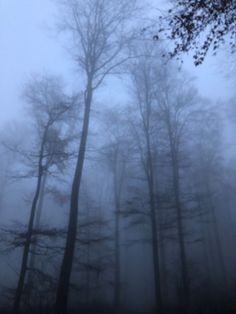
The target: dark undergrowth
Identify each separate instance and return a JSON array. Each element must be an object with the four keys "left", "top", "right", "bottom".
[{"left": 1, "top": 301, "right": 236, "bottom": 314}]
